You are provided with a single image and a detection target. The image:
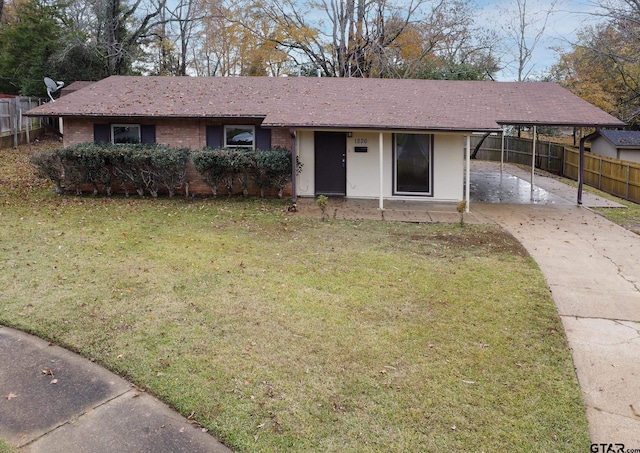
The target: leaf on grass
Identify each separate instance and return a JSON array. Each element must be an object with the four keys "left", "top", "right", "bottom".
[{"left": 6, "top": 392, "right": 18, "bottom": 400}]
